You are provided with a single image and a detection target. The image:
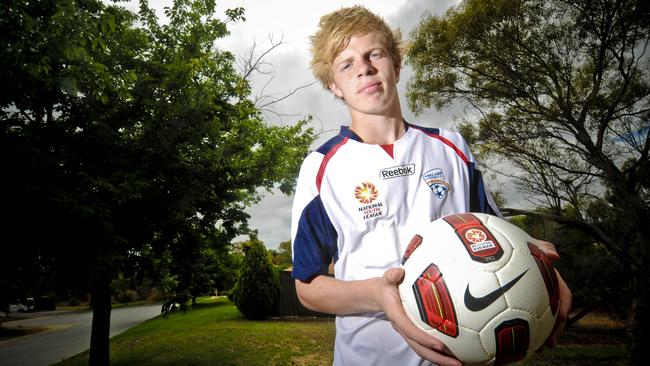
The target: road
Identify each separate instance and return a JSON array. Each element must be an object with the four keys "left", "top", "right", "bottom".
[{"left": 0, "top": 304, "right": 162, "bottom": 366}]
